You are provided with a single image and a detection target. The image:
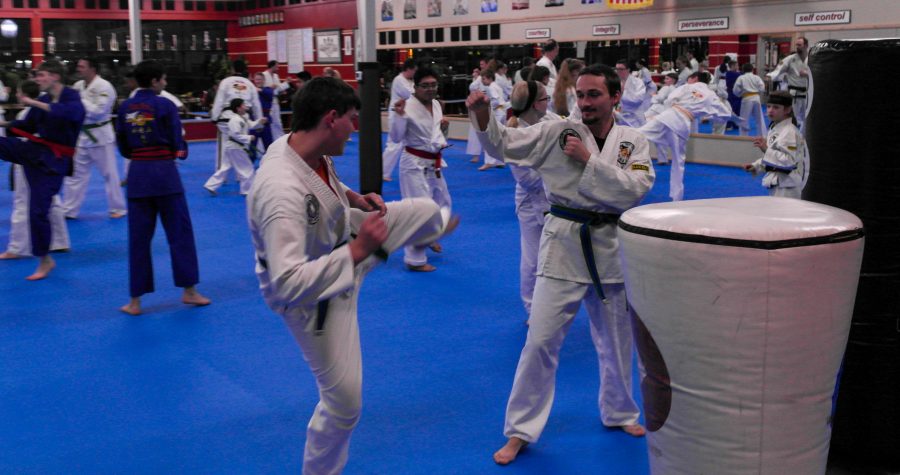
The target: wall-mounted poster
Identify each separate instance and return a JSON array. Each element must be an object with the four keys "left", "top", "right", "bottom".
[
  {"left": 381, "top": 0, "right": 393, "bottom": 21},
  {"left": 481, "top": 0, "right": 497, "bottom": 12},
  {"left": 404, "top": 0, "right": 416, "bottom": 19},
  {"left": 428, "top": 0, "right": 442, "bottom": 17},
  {"left": 453, "top": 0, "right": 469, "bottom": 15},
  {"left": 513, "top": 1, "right": 529, "bottom": 9},
  {"left": 315, "top": 30, "right": 341, "bottom": 64},
  {"left": 546, "top": 0, "right": 564, "bottom": 6}
]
